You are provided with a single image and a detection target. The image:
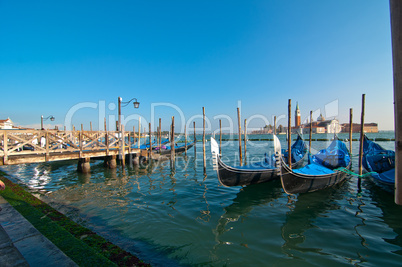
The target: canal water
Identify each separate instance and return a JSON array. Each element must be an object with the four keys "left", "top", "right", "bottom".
[{"left": 1, "top": 132, "right": 401, "bottom": 266}]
